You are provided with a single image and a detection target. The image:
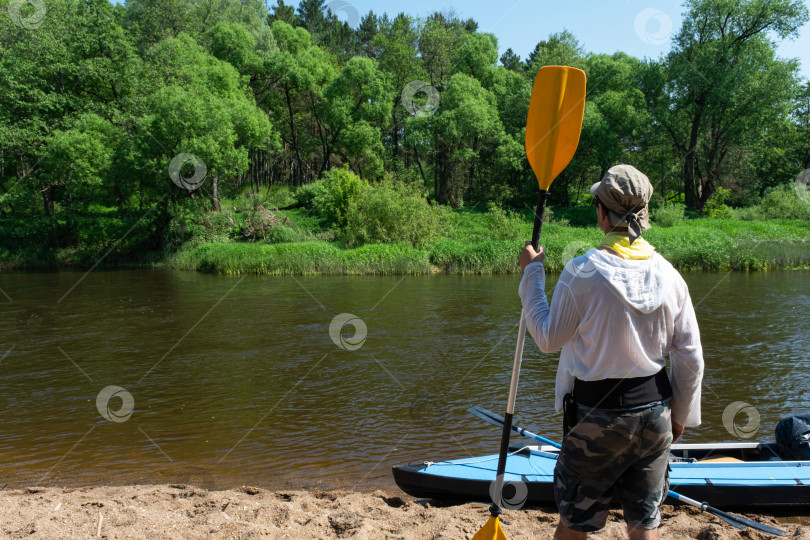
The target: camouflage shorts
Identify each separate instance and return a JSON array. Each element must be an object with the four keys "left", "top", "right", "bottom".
[{"left": 554, "top": 401, "right": 672, "bottom": 533}]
